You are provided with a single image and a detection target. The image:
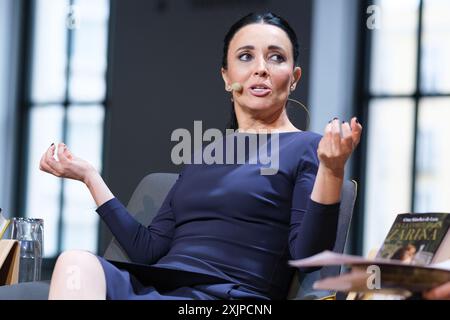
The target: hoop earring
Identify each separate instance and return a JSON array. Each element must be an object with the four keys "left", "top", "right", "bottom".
[{"left": 287, "top": 97, "right": 310, "bottom": 130}]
